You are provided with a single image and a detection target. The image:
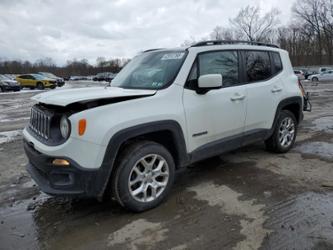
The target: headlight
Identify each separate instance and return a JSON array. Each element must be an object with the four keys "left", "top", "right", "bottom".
[{"left": 60, "top": 115, "right": 70, "bottom": 139}]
